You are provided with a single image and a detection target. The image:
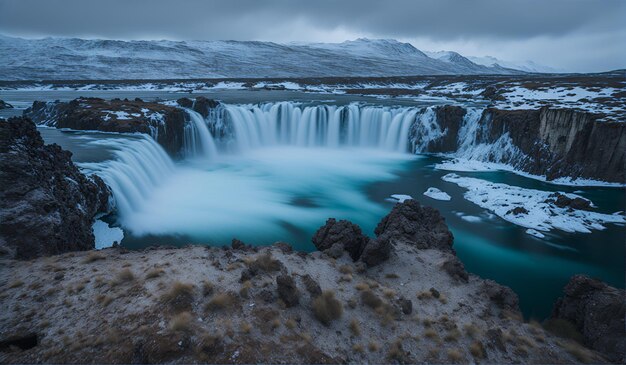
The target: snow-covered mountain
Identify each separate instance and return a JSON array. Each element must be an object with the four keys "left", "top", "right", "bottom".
[
  {"left": 0, "top": 35, "right": 523, "bottom": 80},
  {"left": 467, "top": 55, "right": 560, "bottom": 73}
]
